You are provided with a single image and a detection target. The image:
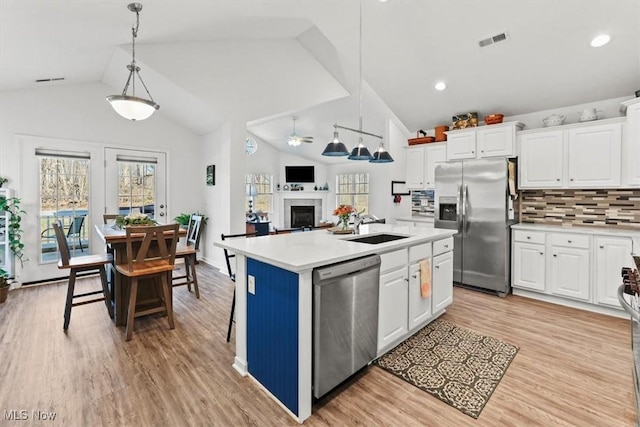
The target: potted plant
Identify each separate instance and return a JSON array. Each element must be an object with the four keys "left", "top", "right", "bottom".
[
  {"left": 0, "top": 196, "right": 25, "bottom": 266},
  {"left": 0, "top": 267, "right": 8, "bottom": 304},
  {"left": 174, "top": 212, "right": 208, "bottom": 228}
]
